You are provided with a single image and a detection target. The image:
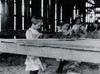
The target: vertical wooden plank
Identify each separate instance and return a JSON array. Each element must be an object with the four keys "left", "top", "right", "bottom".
[
  {"left": 57, "top": 0, "right": 61, "bottom": 26},
  {"left": 77, "top": 0, "right": 86, "bottom": 23},
  {"left": 1, "top": 0, "right": 6, "bottom": 31},
  {"left": 0, "top": 0, "right": 14, "bottom": 38},
  {"left": 16, "top": 0, "right": 22, "bottom": 30},
  {"left": 48, "top": 0, "right": 51, "bottom": 32},
  {"left": 24, "top": 0, "right": 31, "bottom": 29},
  {"left": 31, "top": 0, "right": 41, "bottom": 17},
  {"left": 50, "top": 0, "right": 55, "bottom": 32},
  {"left": 62, "top": 0, "right": 73, "bottom": 23},
  {"left": 43, "top": 0, "right": 47, "bottom": 31},
  {"left": 83, "top": 1, "right": 86, "bottom": 23},
  {"left": 45, "top": 0, "right": 49, "bottom": 32},
  {"left": 0, "top": 0, "right": 1, "bottom": 32},
  {"left": 7, "top": 0, "right": 14, "bottom": 30}
]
